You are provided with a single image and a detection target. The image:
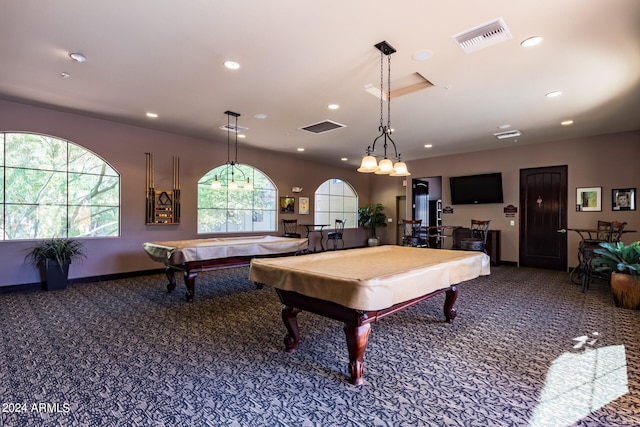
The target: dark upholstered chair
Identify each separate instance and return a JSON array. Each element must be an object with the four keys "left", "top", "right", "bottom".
[
  {"left": 282, "top": 219, "right": 301, "bottom": 238},
  {"left": 401, "top": 219, "right": 427, "bottom": 247},
  {"left": 326, "top": 219, "right": 346, "bottom": 250},
  {"left": 459, "top": 220, "right": 491, "bottom": 253}
]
